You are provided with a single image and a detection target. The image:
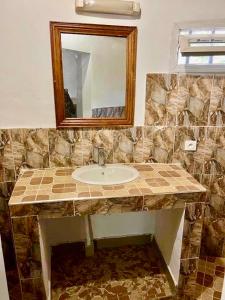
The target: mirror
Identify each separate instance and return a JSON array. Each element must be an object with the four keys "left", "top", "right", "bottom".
[{"left": 50, "top": 22, "right": 137, "bottom": 127}]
